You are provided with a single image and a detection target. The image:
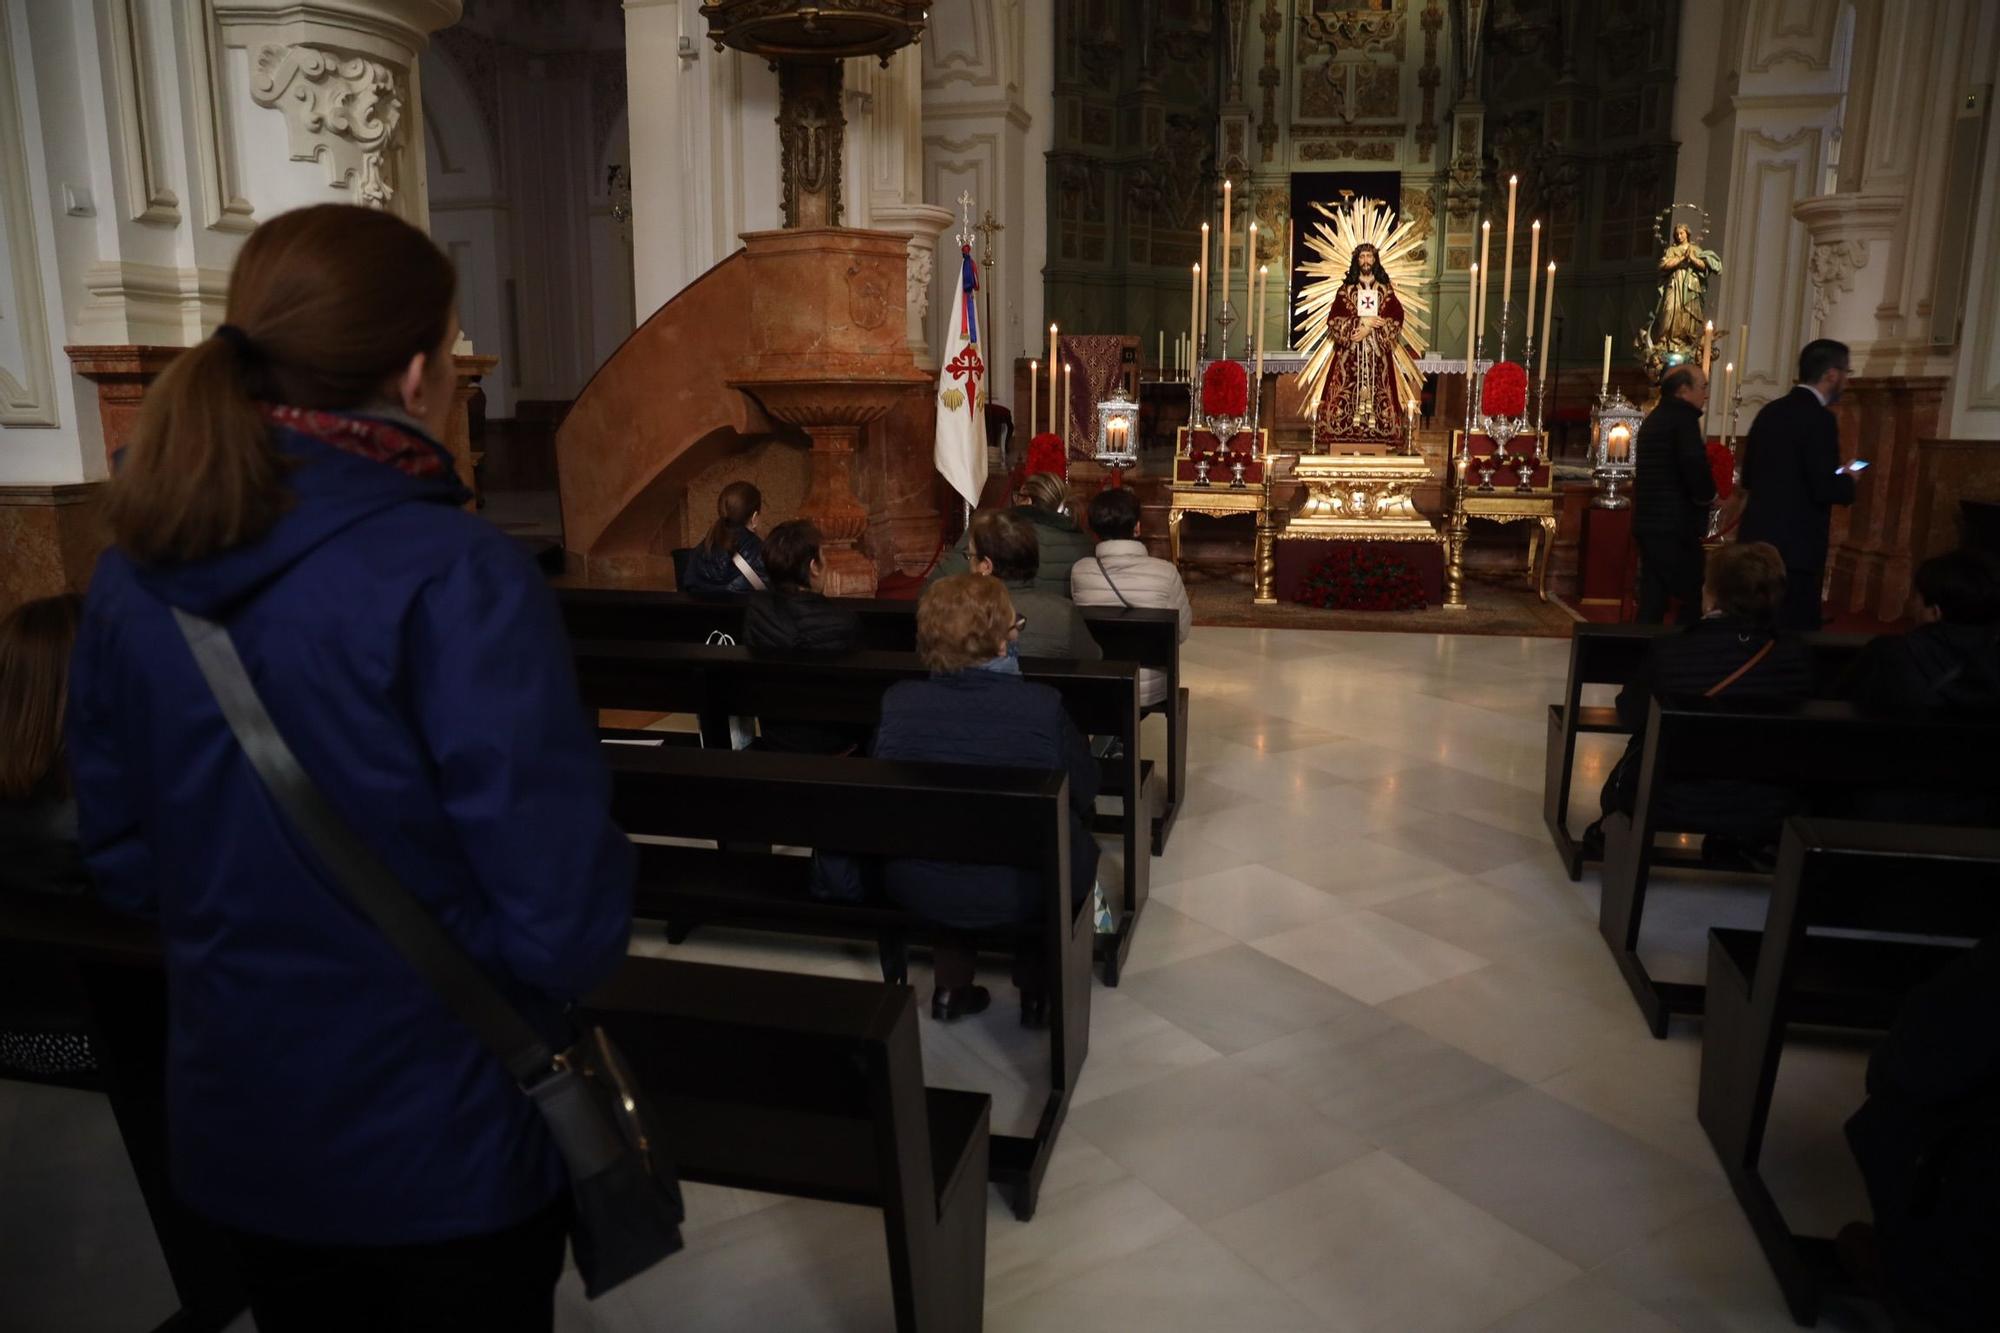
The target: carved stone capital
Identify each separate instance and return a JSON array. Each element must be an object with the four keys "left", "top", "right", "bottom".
[
  {"left": 250, "top": 44, "right": 404, "bottom": 207},
  {"left": 1808, "top": 239, "right": 1869, "bottom": 334}
]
